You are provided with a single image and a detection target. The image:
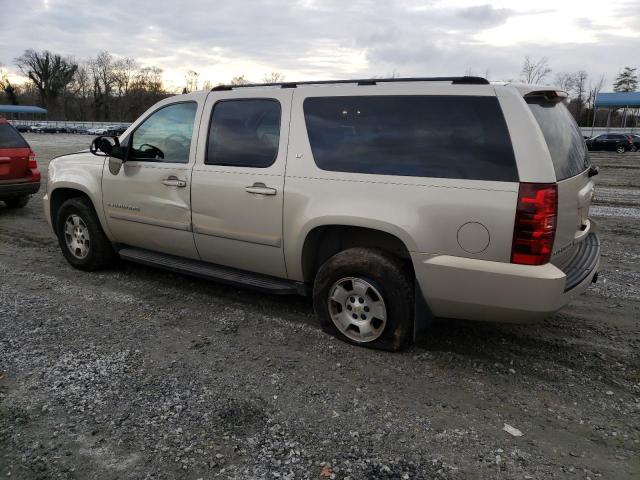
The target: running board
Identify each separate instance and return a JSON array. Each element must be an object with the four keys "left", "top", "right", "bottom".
[{"left": 117, "top": 247, "right": 305, "bottom": 295}]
